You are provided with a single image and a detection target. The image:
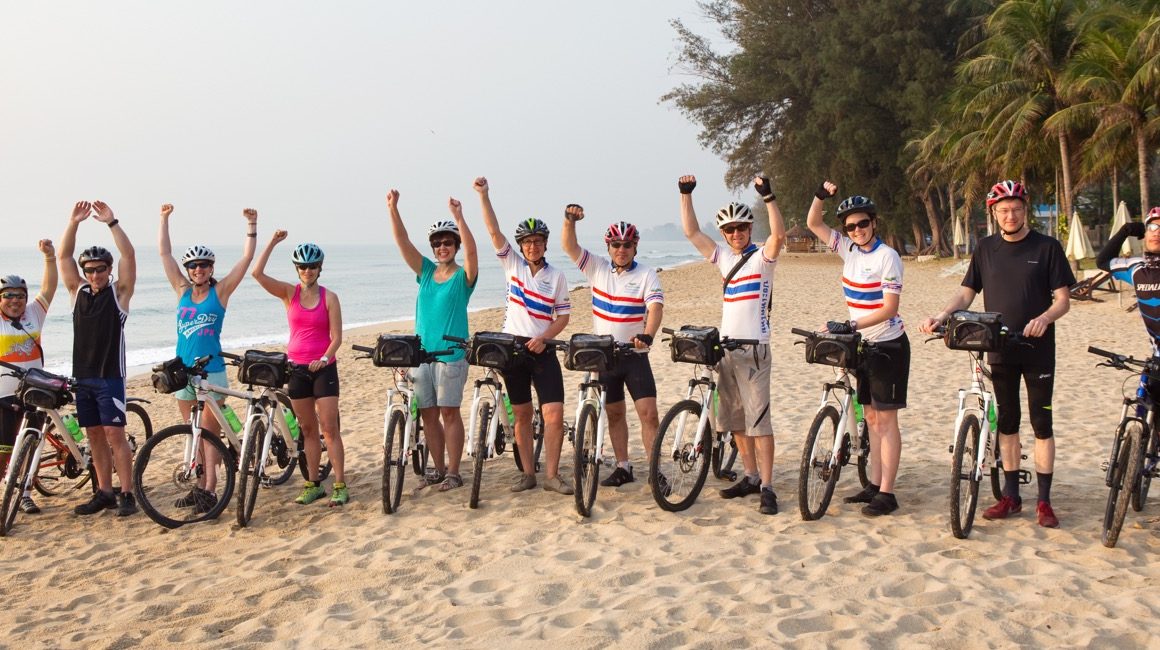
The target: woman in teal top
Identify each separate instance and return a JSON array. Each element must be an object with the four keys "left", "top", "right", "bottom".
[
  {"left": 386, "top": 189, "right": 478, "bottom": 492},
  {"left": 159, "top": 204, "right": 258, "bottom": 513}
]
